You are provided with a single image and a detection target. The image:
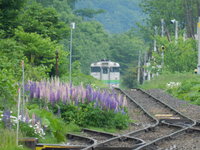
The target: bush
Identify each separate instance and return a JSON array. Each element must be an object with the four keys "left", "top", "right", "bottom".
[{"left": 52, "top": 102, "right": 130, "bottom": 130}]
